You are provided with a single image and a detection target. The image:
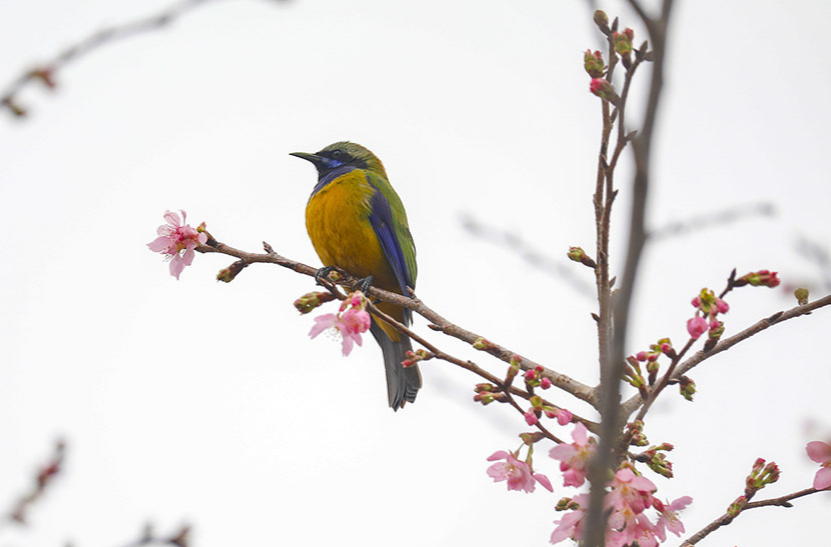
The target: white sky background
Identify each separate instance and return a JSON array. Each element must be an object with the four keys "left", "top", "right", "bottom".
[{"left": 1, "top": 0, "right": 830, "bottom": 545}]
